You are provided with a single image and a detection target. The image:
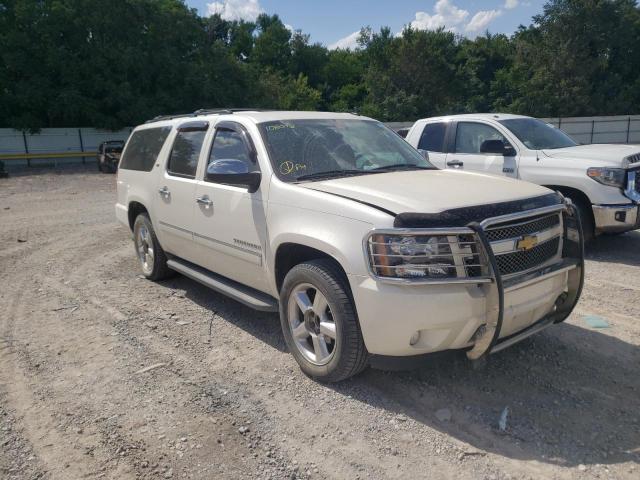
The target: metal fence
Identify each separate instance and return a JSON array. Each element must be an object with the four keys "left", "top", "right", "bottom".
[
  {"left": 0, "top": 127, "right": 131, "bottom": 168},
  {"left": 541, "top": 115, "right": 640, "bottom": 145},
  {"left": 1, "top": 115, "right": 639, "bottom": 170}
]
